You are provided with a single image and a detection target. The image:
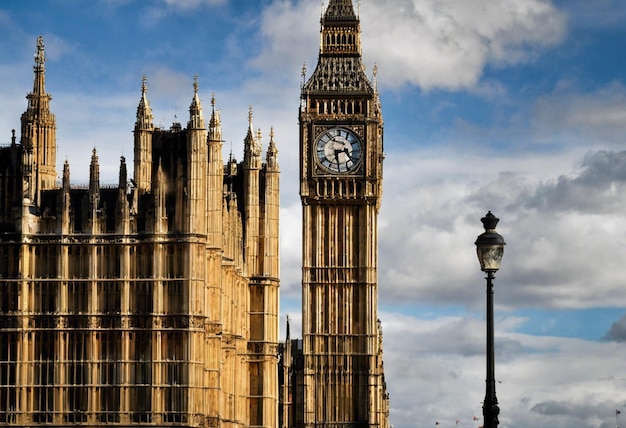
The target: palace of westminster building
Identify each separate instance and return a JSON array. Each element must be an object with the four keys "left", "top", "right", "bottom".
[{"left": 0, "top": 1, "right": 389, "bottom": 427}]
